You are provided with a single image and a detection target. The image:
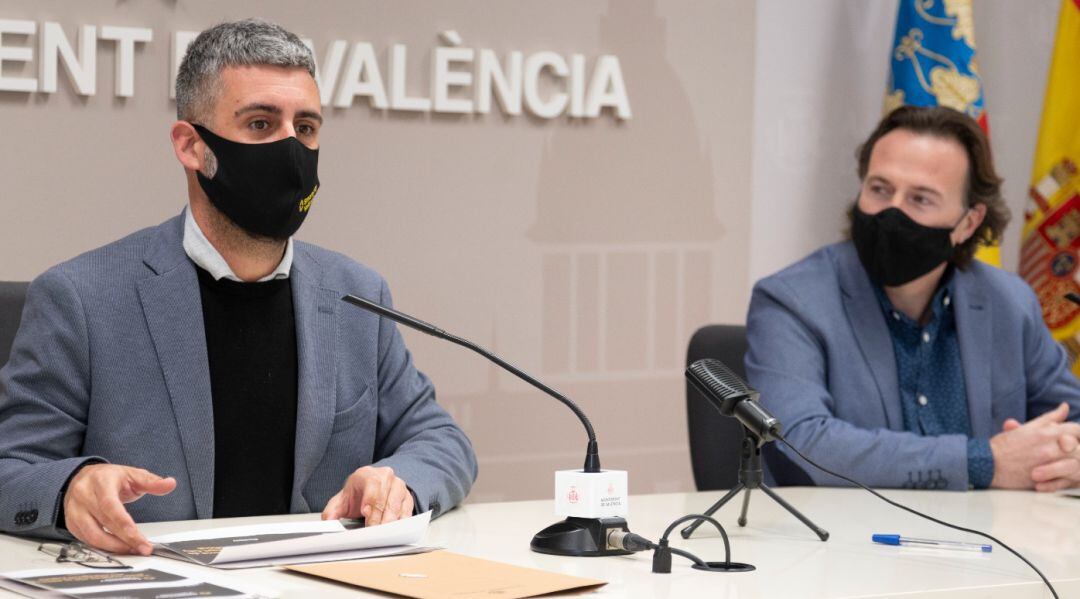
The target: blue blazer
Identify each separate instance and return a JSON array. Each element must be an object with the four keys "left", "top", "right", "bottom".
[
  {"left": 0, "top": 213, "right": 477, "bottom": 538},
  {"left": 746, "top": 241, "right": 1080, "bottom": 490}
]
